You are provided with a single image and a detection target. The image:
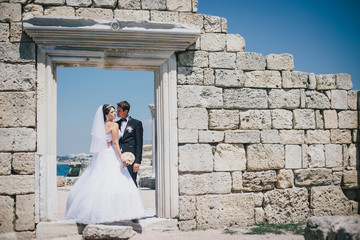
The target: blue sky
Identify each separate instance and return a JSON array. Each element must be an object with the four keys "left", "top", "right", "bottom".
[{"left": 57, "top": 0, "right": 360, "bottom": 155}]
